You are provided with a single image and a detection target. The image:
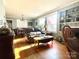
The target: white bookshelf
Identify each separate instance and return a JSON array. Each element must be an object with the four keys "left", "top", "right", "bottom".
[{"left": 58, "top": 2, "right": 79, "bottom": 30}]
